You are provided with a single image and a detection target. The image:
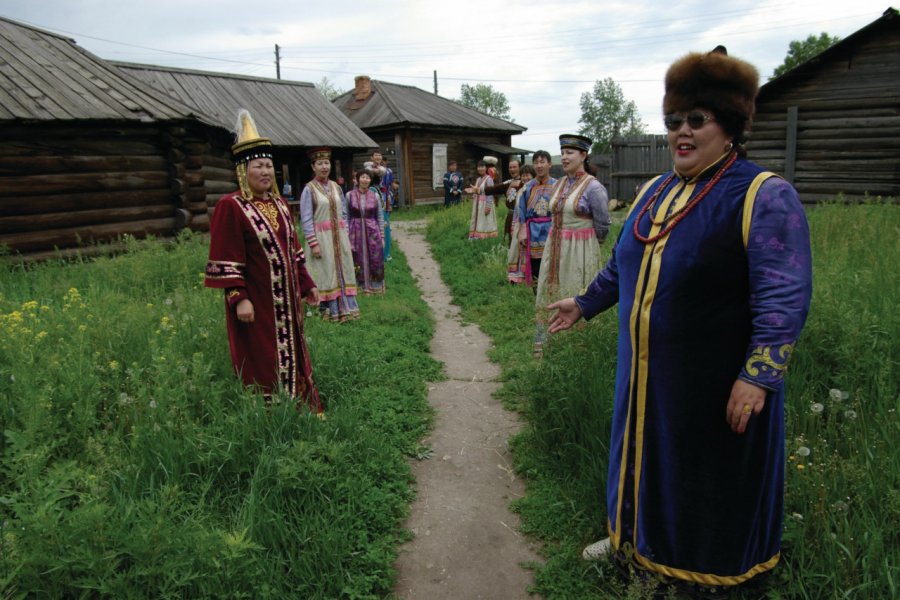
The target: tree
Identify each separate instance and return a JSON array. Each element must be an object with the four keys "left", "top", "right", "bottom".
[
  {"left": 773, "top": 33, "right": 840, "bottom": 77},
  {"left": 457, "top": 83, "right": 512, "bottom": 120},
  {"left": 315, "top": 76, "right": 344, "bottom": 101},
  {"left": 578, "top": 78, "right": 646, "bottom": 155}
]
